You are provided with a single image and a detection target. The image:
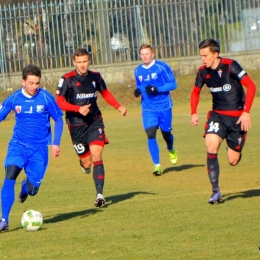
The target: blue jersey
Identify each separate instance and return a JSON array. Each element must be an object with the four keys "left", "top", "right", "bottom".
[
  {"left": 0, "top": 88, "right": 63, "bottom": 146},
  {"left": 134, "top": 60, "right": 177, "bottom": 111}
]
